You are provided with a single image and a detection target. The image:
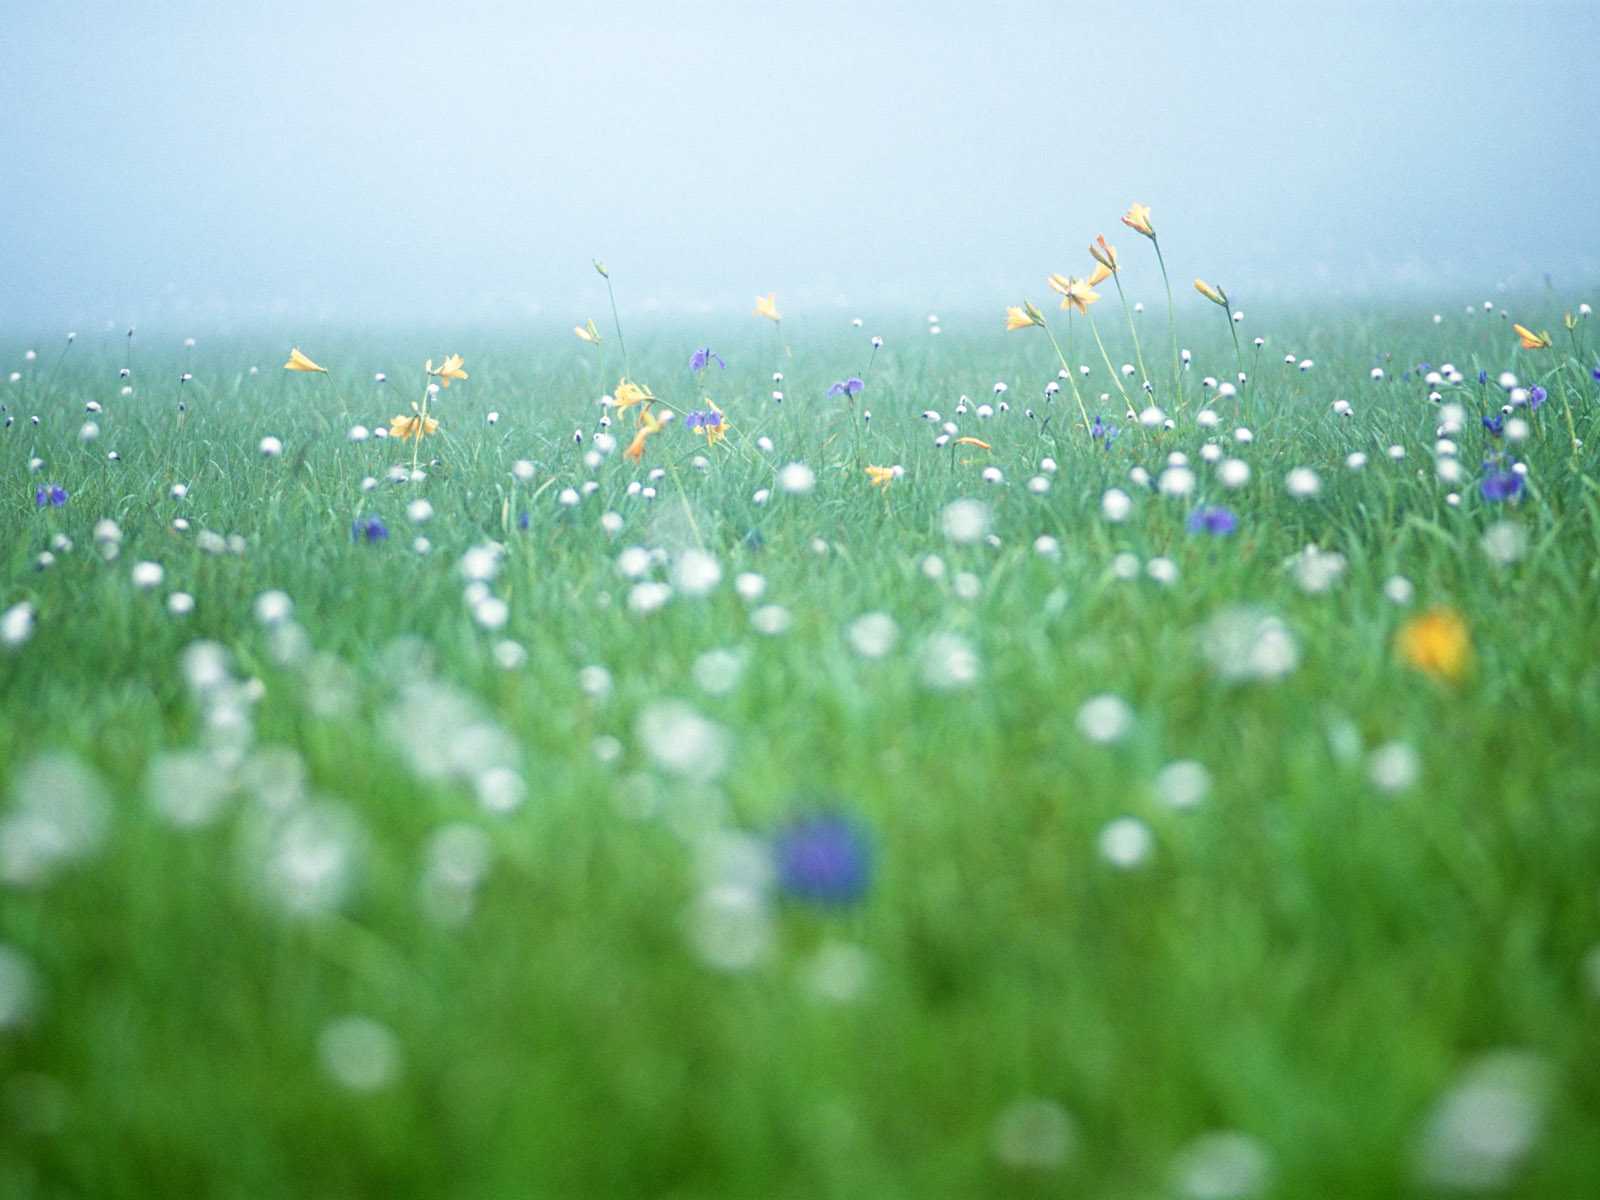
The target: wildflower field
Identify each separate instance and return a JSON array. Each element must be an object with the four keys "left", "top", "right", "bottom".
[{"left": 2, "top": 240, "right": 1600, "bottom": 1197}]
